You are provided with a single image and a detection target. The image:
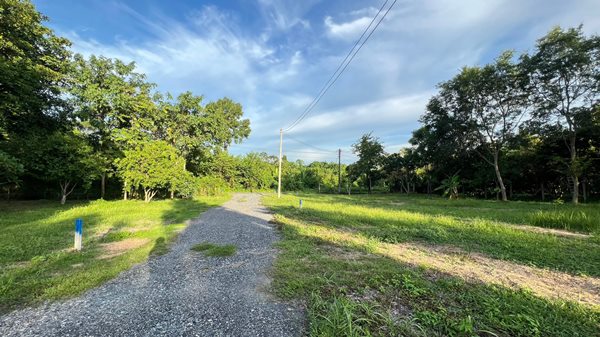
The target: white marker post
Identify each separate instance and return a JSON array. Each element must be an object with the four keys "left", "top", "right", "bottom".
[
  {"left": 299, "top": 199, "right": 303, "bottom": 209},
  {"left": 74, "top": 218, "right": 83, "bottom": 251}
]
